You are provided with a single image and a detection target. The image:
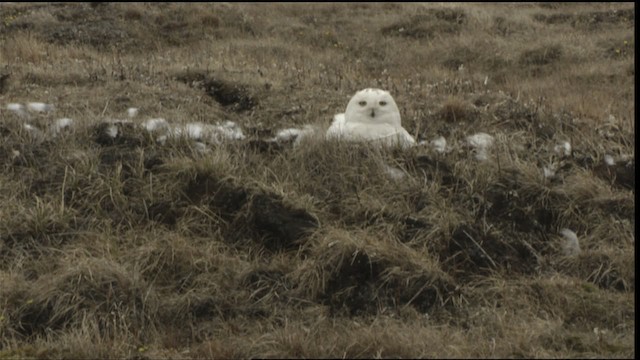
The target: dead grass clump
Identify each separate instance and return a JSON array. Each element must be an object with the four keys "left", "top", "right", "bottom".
[
  {"left": 203, "top": 78, "right": 258, "bottom": 112},
  {"left": 152, "top": 12, "right": 195, "bottom": 47},
  {"left": 491, "top": 97, "right": 554, "bottom": 138},
  {"left": 441, "top": 223, "right": 540, "bottom": 279},
  {"left": 533, "top": 8, "right": 634, "bottom": 29},
  {"left": 436, "top": 97, "right": 479, "bottom": 123},
  {"left": 430, "top": 8, "right": 467, "bottom": 24},
  {"left": 590, "top": 160, "right": 635, "bottom": 191},
  {"left": 572, "top": 8, "right": 635, "bottom": 29},
  {"left": 174, "top": 70, "right": 258, "bottom": 112},
  {"left": 46, "top": 9, "right": 131, "bottom": 51},
  {"left": 122, "top": 8, "right": 143, "bottom": 21},
  {"left": 483, "top": 167, "right": 556, "bottom": 233},
  {"left": 0, "top": 33, "right": 51, "bottom": 64},
  {"left": 441, "top": 47, "right": 478, "bottom": 71},
  {"left": 0, "top": 70, "right": 9, "bottom": 94},
  {"left": 381, "top": 10, "right": 466, "bottom": 40},
  {"left": 233, "top": 192, "right": 320, "bottom": 251},
  {"left": 282, "top": 140, "right": 407, "bottom": 212},
  {"left": 22, "top": 70, "right": 96, "bottom": 88},
  {"left": 549, "top": 171, "right": 633, "bottom": 228},
  {"left": 532, "top": 13, "right": 574, "bottom": 25},
  {"left": 526, "top": 277, "right": 634, "bottom": 329},
  {"left": 213, "top": 4, "right": 265, "bottom": 38},
  {"left": 293, "top": 228, "right": 455, "bottom": 316},
  {"left": 128, "top": 236, "right": 215, "bottom": 292},
  {"left": 602, "top": 36, "right": 634, "bottom": 59},
  {"left": 492, "top": 16, "right": 527, "bottom": 36},
  {"left": 181, "top": 166, "right": 319, "bottom": 251},
  {"left": 3, "top": 257, "right": 157, "bottom": 341},
  {"left": 201, "top": 14, "right": 220, "bottom": 28},
  {"left": 556, "top": 251, "right": 634, "bottom": 292},
  {"left": 0, "top": 197, "right": 79, "bottom": 250},
  {"left": 519, "top": 44, "right": 563, "bottom": 66}
]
